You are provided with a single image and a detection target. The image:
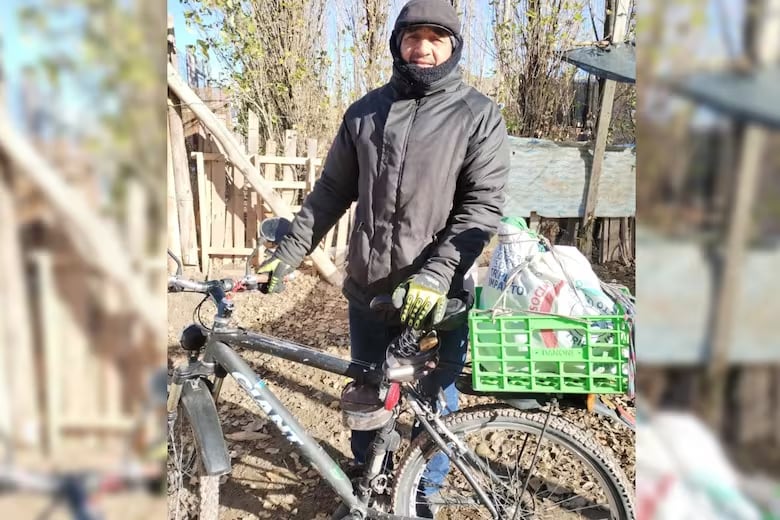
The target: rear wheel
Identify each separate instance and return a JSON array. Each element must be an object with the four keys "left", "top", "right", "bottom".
[
  {"left": 167, "top": 384, "right": 220, "bottom": 520},
  {"left": 393, "top": 405, "right": 634, "bottom": 519}
]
